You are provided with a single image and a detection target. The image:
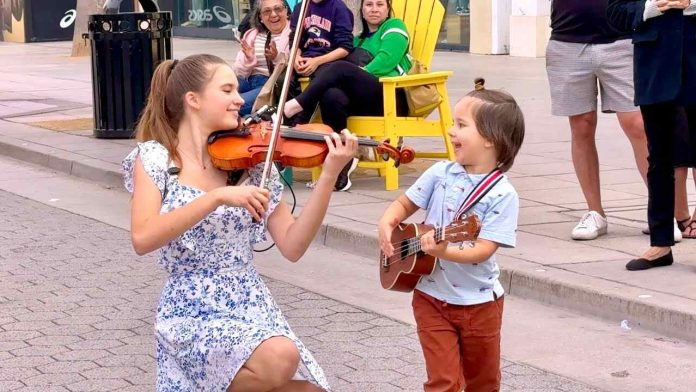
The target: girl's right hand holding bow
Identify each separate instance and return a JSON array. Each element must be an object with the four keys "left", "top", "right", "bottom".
[{"left": 213, "top": 185, "right": 270, "bottom": 221}]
